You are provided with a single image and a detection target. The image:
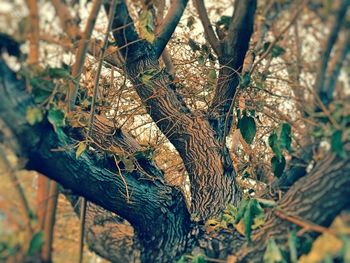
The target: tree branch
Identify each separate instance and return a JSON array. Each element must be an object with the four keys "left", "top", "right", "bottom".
[
  {"left": 153, "top": 0, "right": 189, "bottom": 58},
  {"left": 62, "top": 193, "right": 138, "bottom": 263},
  {"left": 26, "top": 0, "right": 40, "bottom": 65},
  {"left": 323, "top": 30, "right": 350, "bottom": 103},
  {"left": 193, "top": 0, "right": 221, "bottom": 55},
  {"left": 105, "top": 0, "right": 139, "bottom": 58},
  {"left": 67, "top": 0, "right": 103, "bottom": 111},
  {"left": 237, "top": 149, "right": 350, "bottom": 261},
  {"left": 156, "top": 0, "right": 176, "bottom": 77},
  {"left": 208, "top": 0, "right": 256, "bottom": 141},
  {"left": 50, "top": 0, "right": 80, "bottom": 42},
  {"left": 315, "top": 0, "right": 350, "bottom": 105},
  {"left": 0, "top": 59, "right": 191, "bottom": 262},
  {"left": 104, "top": 0, "right": 239, "bottom": 220}
]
